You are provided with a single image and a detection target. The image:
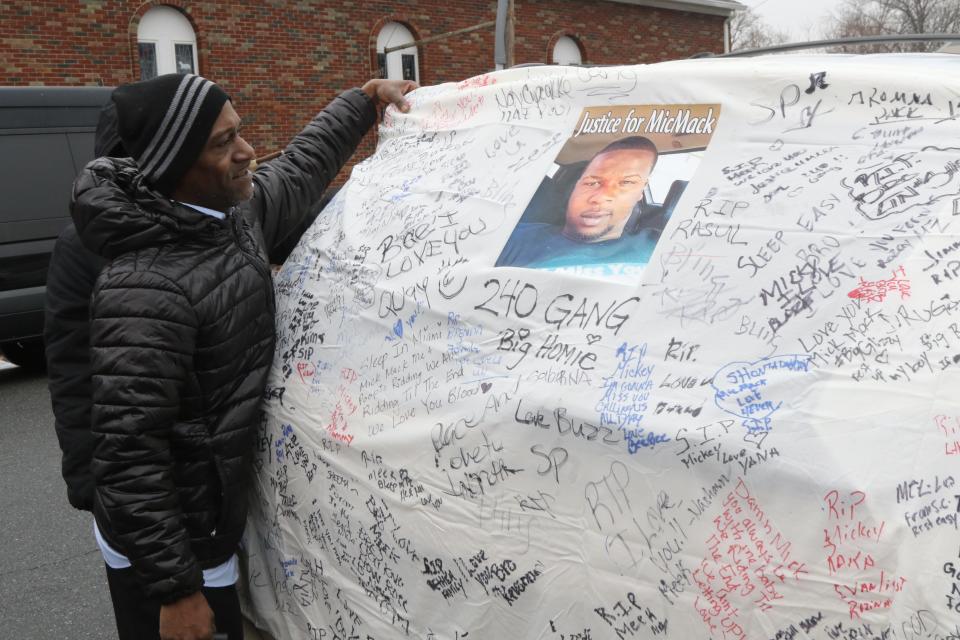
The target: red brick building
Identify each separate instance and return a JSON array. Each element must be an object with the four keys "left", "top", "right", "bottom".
[{"left": 1, "top": 0, "right": 741, "bottom": 165}]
